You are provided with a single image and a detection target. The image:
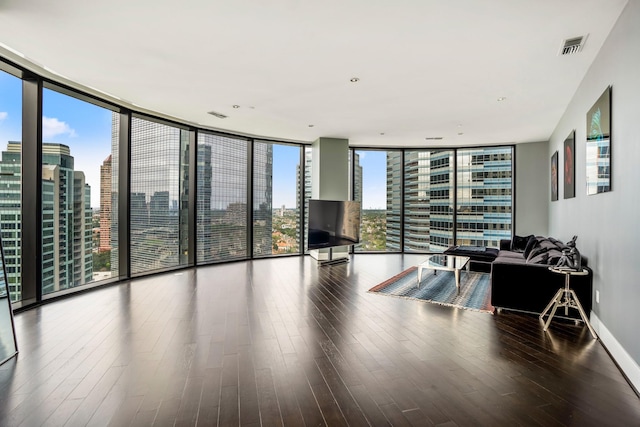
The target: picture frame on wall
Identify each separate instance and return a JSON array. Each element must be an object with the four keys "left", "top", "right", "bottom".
[
  {"left": 564, "top": 130, "right": 575, "bottom": 199},
  {"left": 586, "top": 86, "right": 611, "bottom": 195},
  {"left": 551, "top": 150, "right": 559, "bottom": 202}
]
